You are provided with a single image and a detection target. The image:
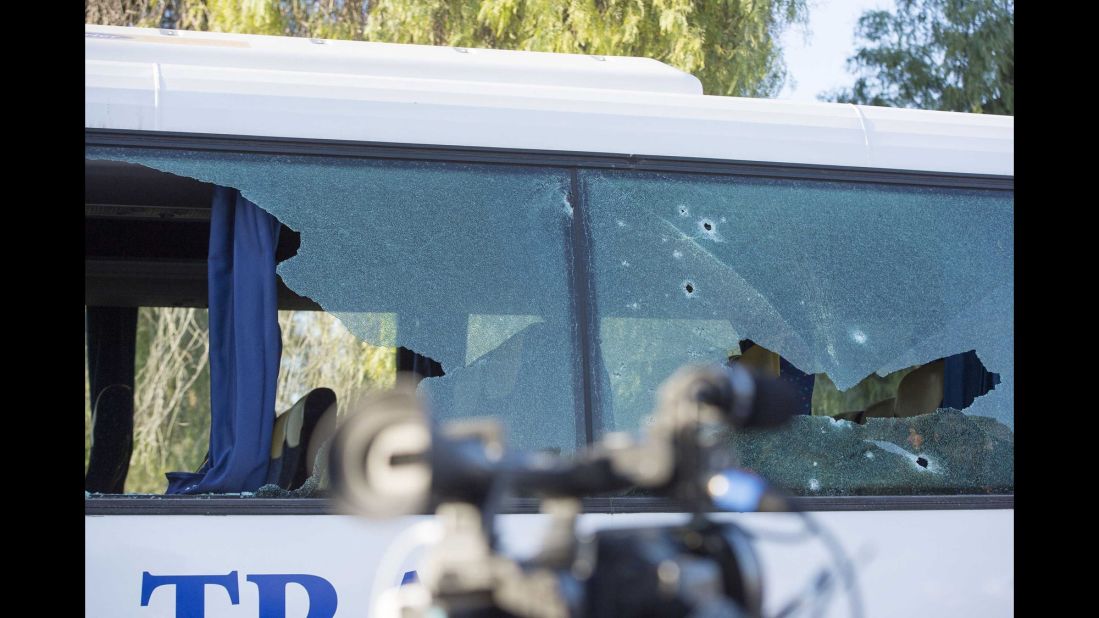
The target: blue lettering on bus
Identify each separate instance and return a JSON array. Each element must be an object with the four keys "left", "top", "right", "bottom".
[
  {"left": 247, "top": 574, "right": 338, "bottom": 618},
  {"left": 141, "top": 571, "right": 337, "bottom": 618}
]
